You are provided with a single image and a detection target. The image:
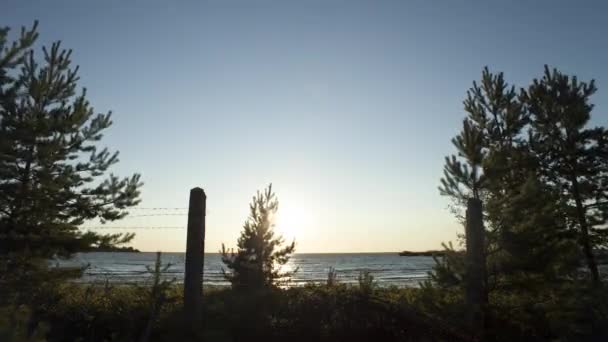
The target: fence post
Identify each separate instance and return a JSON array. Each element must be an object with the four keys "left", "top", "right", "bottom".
[
  {"left": 184, "top": 187, "right": 206, "bottom": 328},
  {"left": 465, "top": 197, "right": 486, "bottom": 336}
]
